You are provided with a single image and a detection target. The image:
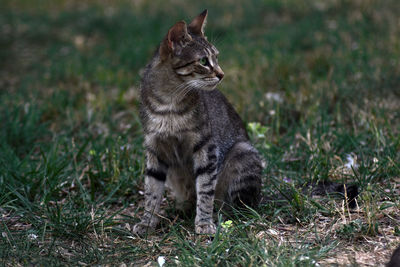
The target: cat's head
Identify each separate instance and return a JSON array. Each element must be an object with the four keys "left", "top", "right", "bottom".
[{"left": 159, "top": 10, "right": 224, "bottom": 90}]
